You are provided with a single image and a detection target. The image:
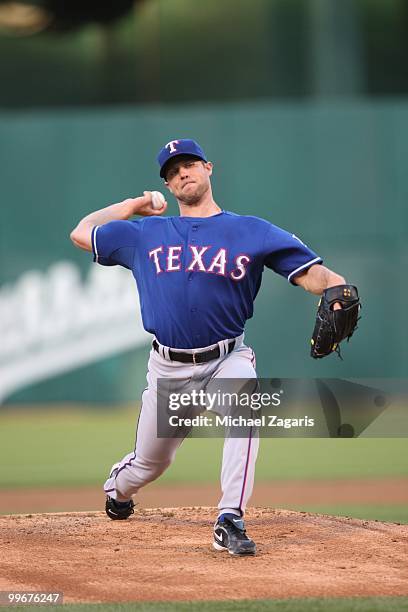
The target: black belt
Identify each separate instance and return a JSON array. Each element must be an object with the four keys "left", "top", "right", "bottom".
[{"left": 152, "top": 339, "right": 235, "bottom": 364}]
